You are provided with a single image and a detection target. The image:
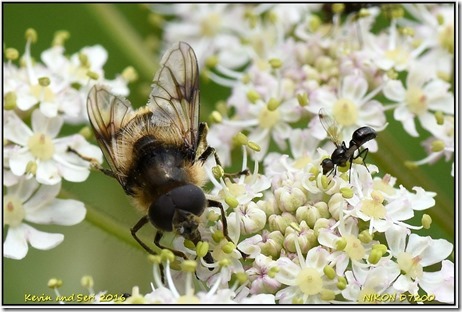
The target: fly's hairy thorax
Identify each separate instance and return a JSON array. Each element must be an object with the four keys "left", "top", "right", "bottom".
[{"left": 126, "top": 135, "right": 206, "bottom": 212}]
